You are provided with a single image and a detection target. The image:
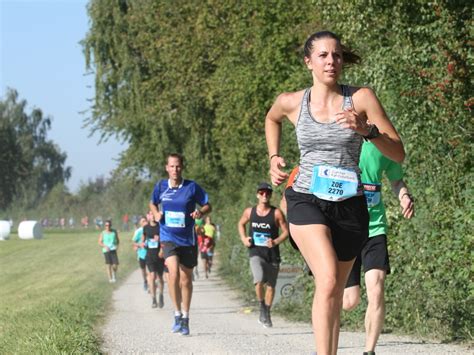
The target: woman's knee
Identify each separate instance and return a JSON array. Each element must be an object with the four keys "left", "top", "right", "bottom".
[{"left": 315, "top": 275, "right": 339, "bottom": 298}]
